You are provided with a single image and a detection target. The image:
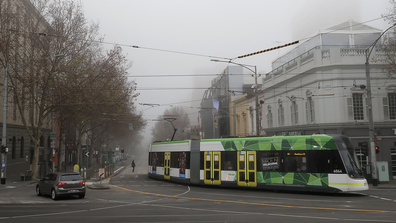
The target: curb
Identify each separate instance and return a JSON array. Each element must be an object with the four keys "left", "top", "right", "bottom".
[{"left": 85, "top": 166, "right": 126, "bottom": 190}]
